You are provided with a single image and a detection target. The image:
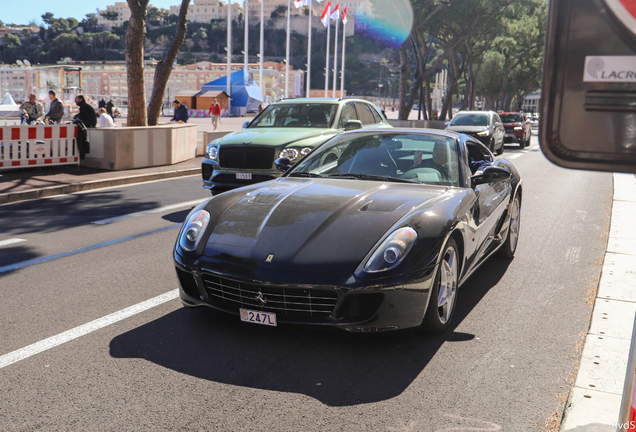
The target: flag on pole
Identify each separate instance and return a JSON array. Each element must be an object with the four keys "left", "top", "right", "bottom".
[
  {"left": 342, "top": 5, "right": 348, "bottom": 24},
  {"left": 321, "top": 1, "right": 331, "bottom": 27},
  {"left": 294, "top": 0, "right": 310, "bottom": 7},
  {"left": 330, "top": 2, "right": 340, "bottom": 20}
]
